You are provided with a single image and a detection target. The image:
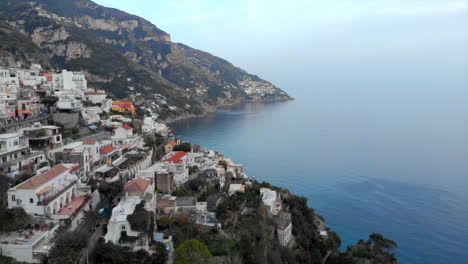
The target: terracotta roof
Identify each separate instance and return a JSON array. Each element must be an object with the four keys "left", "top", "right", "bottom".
[
  {"left": 58, "top": 196, "right": 90, "bottom": 216},
  {"left": 70, "top": 165, "right": 84, "bottom": 172},
  {"left": 17, "top": 164, "right": 69, "bottom": 190},
  {"left": 124, "top": 178, "right": 151, "bottom": 194},
  {"left": 157, "top": 199, "right": 176, "bottom": 208},
  {"left": 100, "top": 146, "right": 116, "bottom": 154},
  {"left": 162, "top": 151, "right": 188, "bottom": 164},
  {"left": 121, "top": 125, "right": 133, "bottom": 130},
  {"left": 83, "top": 139, "right": 97, "bottom": 145},
  {"left": 169, "top": 141, "right": 177, "bottom": 146}
]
